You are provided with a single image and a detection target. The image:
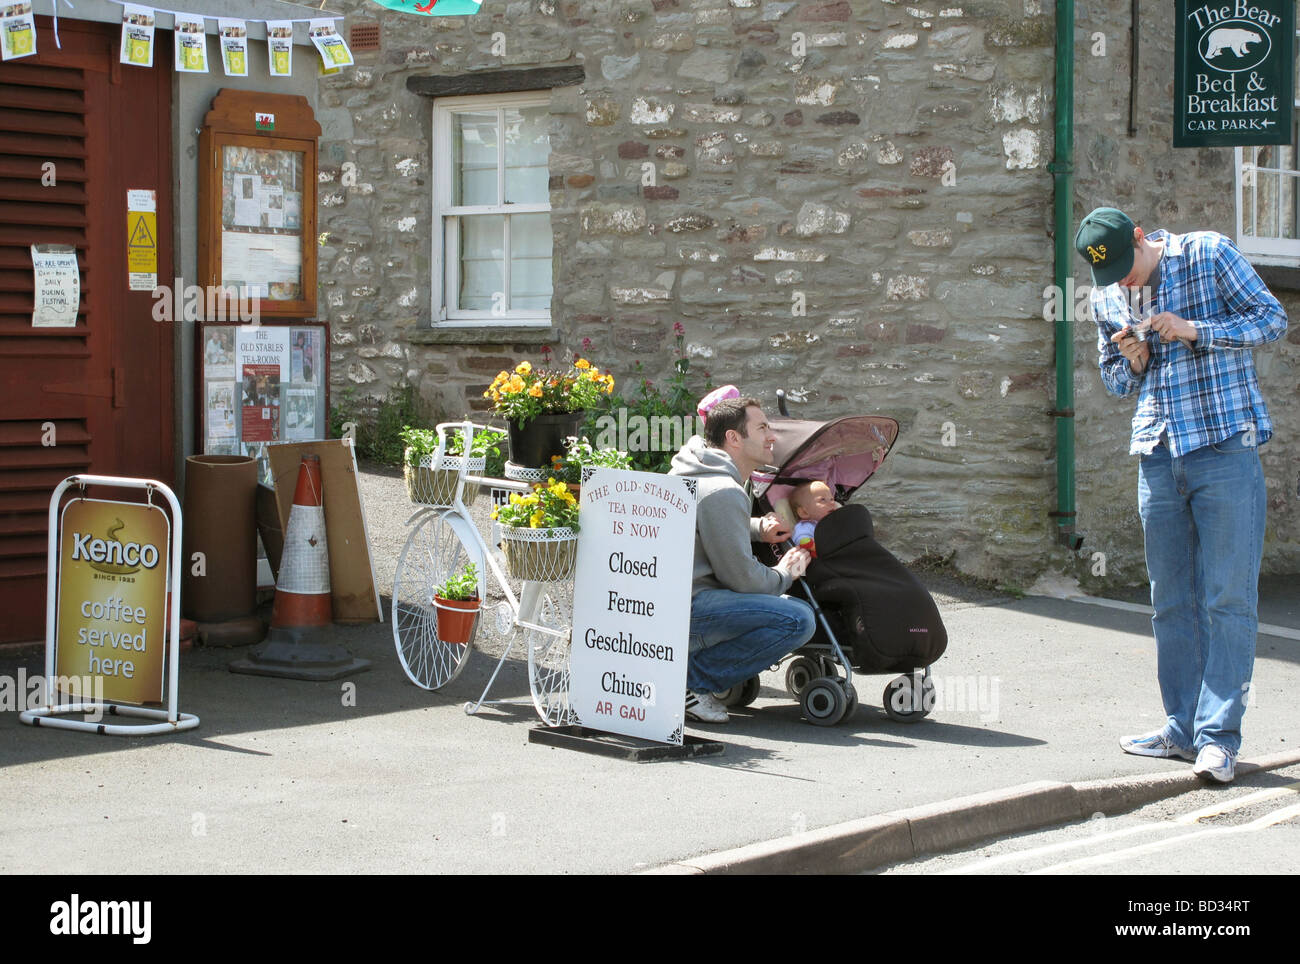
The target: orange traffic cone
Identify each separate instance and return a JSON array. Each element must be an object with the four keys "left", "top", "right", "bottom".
[{"left": 229, "top": 455, "right": 370, "bottom": 681}]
